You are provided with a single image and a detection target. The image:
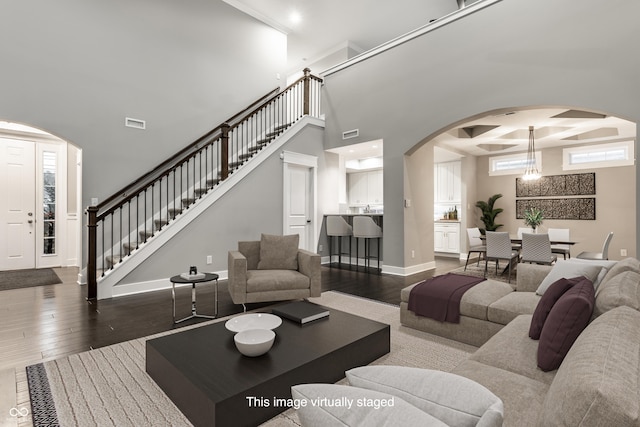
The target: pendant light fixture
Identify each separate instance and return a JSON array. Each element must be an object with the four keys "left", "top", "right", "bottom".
[{"left": 522, "top": 125, "right": 541, "bottom": 181}]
